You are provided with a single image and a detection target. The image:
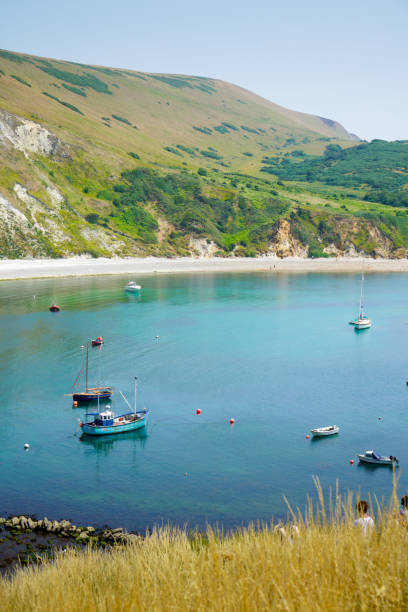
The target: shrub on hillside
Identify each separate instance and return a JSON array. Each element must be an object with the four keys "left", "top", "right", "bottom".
[{"left": 10, "top": 75, "right": 31, "bottom": 87}]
